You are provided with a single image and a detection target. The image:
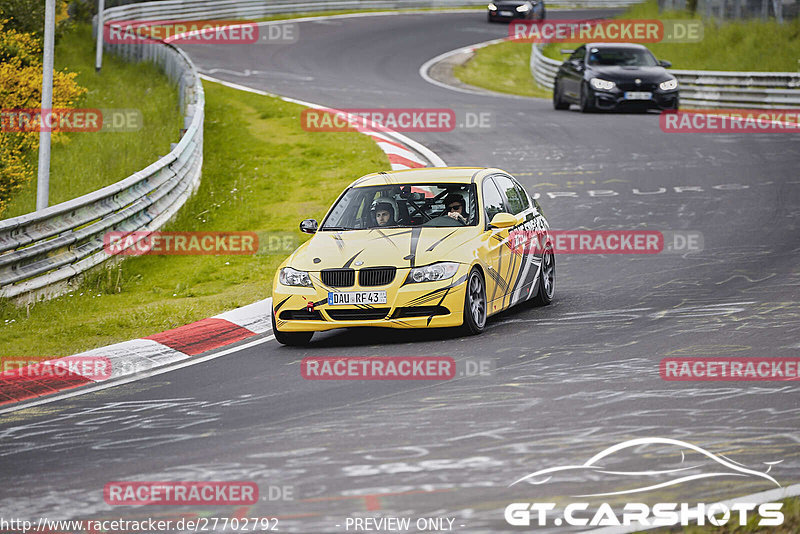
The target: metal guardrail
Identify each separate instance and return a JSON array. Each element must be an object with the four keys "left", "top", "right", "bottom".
[
  {"left": 1, "top": 0, "right": 646, "bottom": 303},
  {"left": 0, "top": 30, "right": 203, "bottom": 301},
  {"left": 530, "top": 44, "right": 800, "bottom": 108},
  {"left": 93, "top": 0, "right": 646, "bottom": 20}
]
